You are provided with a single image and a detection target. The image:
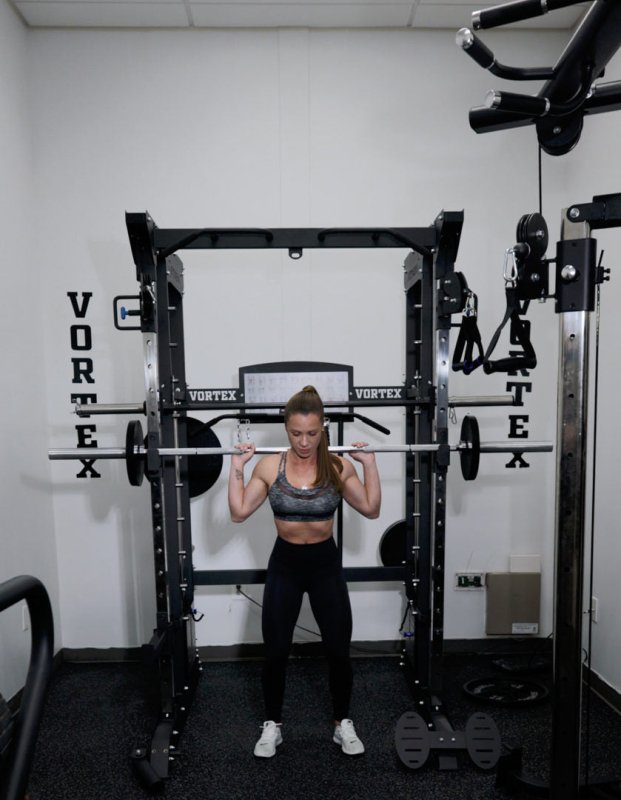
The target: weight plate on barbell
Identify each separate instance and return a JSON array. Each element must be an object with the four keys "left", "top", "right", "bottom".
[
  {"left": 126, "top": 420, "right": 145, "bottom": 487},
  {"left": 124, "top": 418, "right": 223, "bottom": 495},
  {"left": 460, "top": 415, "right": 480, "bottom": 481},
  {"left": 185, "top": 417, "right": 223, "bottom": 498}
]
